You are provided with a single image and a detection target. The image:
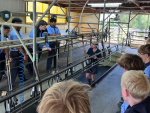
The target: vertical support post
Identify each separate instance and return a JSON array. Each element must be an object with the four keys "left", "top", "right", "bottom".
[
  {"left": 147, "top": 14, "right": 149, "bottom": 32},
  {"left": 101, "top": 0, "right": 106, "bottom": 57},
  {"left": 118, "top": 27, "right": 120, "bottom": 44},
  {"left": 68, "top": 1, "right": 71, "bottom": 35},
  {"left": 98, "top": 8, "right": 101, "bottom": 32},
  {"left": 33, "top": 0, "right": 37, "bottom": 79},
  {"left": 1, "top": 26, "right": 4, "bottom": 41},
  {"left": 79, "top": 0, "right": 89, "bottom": 34},
  {"left": 68, "top": 1, "right": 72, "bottom": 64},
  {"left": 109, "top": 17, "right": 110, "bottom": 47},
  {"left": 127, "top": 10, "right": 131, "bottom": 46}
]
